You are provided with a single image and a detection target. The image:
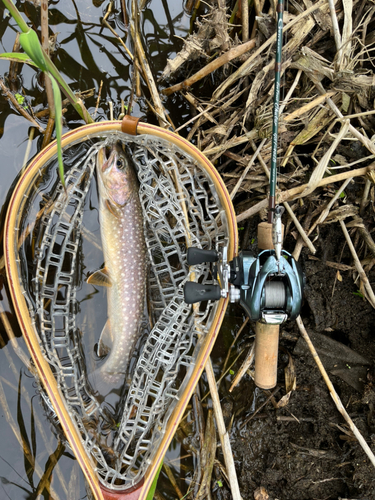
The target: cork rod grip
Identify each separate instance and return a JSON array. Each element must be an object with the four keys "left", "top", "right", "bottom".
[{"left": 254, "top": 322, "right": 279, "bottom": 390}]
